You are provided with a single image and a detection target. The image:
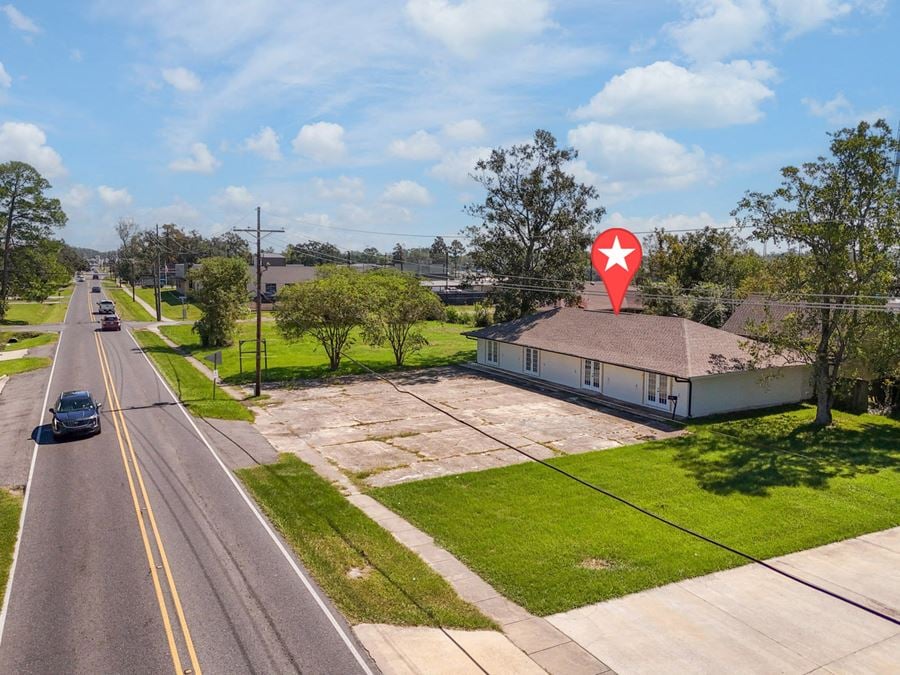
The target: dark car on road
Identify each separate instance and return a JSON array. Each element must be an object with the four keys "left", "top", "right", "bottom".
[
  {"left": 101, "top": 314, "right": 121, "bottom": 331},
  {"left": 49, "top": 391, "right": 102, "bottom": 439},
  {"left": 92, "top": 273, "right": 99, "bottom": 279},
  {"left": 92, "top": 286, "right": 101, "bottom": 293}
]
